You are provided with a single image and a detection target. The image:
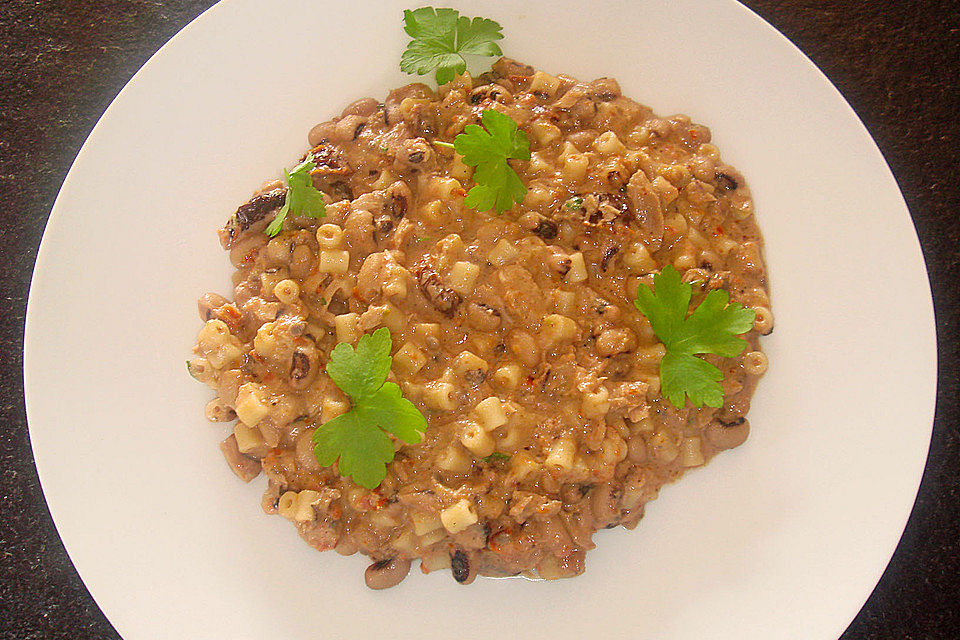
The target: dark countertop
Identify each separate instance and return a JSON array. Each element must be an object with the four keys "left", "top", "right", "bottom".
[{"left": 0, "top": 1, "right": 957, "bottom": 638}]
